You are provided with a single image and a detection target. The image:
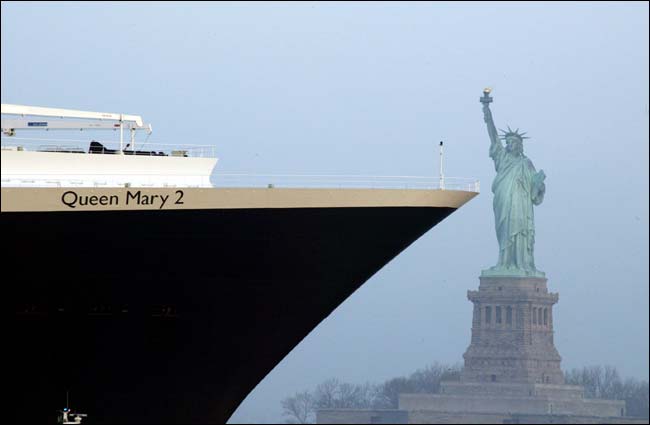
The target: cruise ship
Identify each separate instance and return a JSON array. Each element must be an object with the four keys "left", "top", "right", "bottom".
[{"left": 3, "top": 104, "right": 478, "bottom": 424}]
